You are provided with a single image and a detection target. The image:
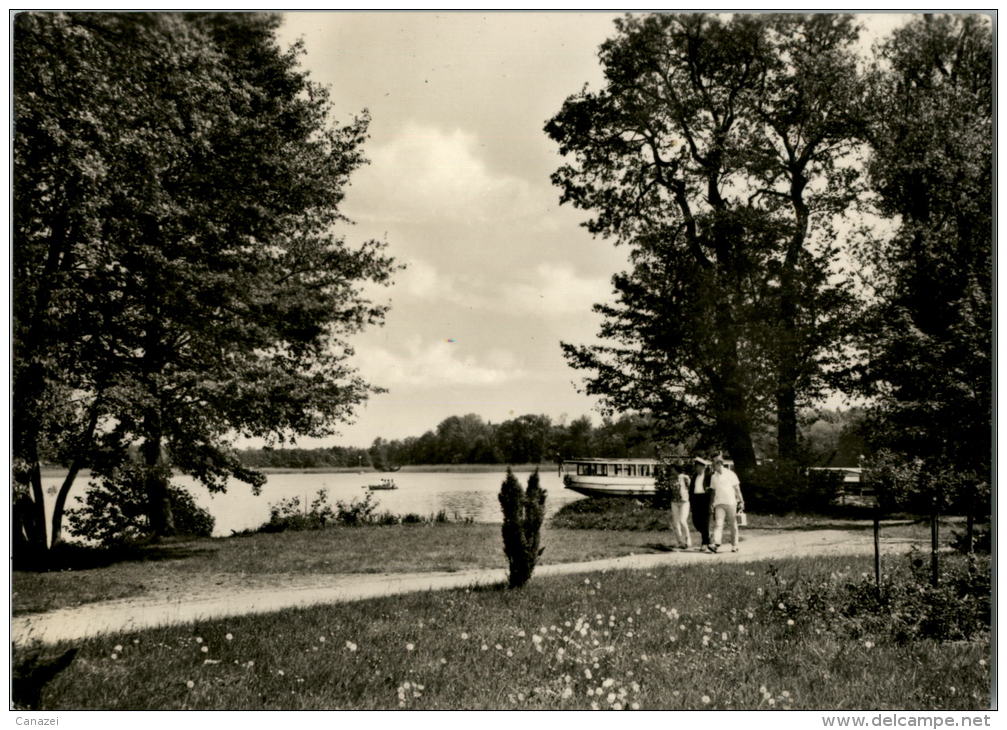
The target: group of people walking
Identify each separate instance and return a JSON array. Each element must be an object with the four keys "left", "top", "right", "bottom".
[{"left": 669, "top": 455, "right": 745, "bottom": 553}]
